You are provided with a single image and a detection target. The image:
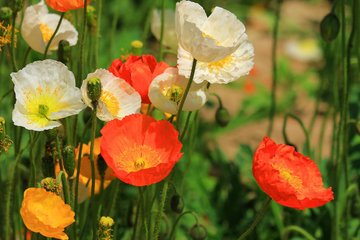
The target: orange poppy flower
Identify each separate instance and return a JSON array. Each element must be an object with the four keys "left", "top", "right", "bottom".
[
  {"left": 100, "top": 114, "right": 182, "bottom": 186},
  {"left": 108, "top": 55, "right": 169, "bottom": 104},
  {"left": 45, "top": 0, "right": 89, "bottom": 12},
  {"left": 252, "top": 137, "right": 334, "bottom": 210},
  {"left": 20, "top": 188, "right": 75, "bottom": 240}
]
